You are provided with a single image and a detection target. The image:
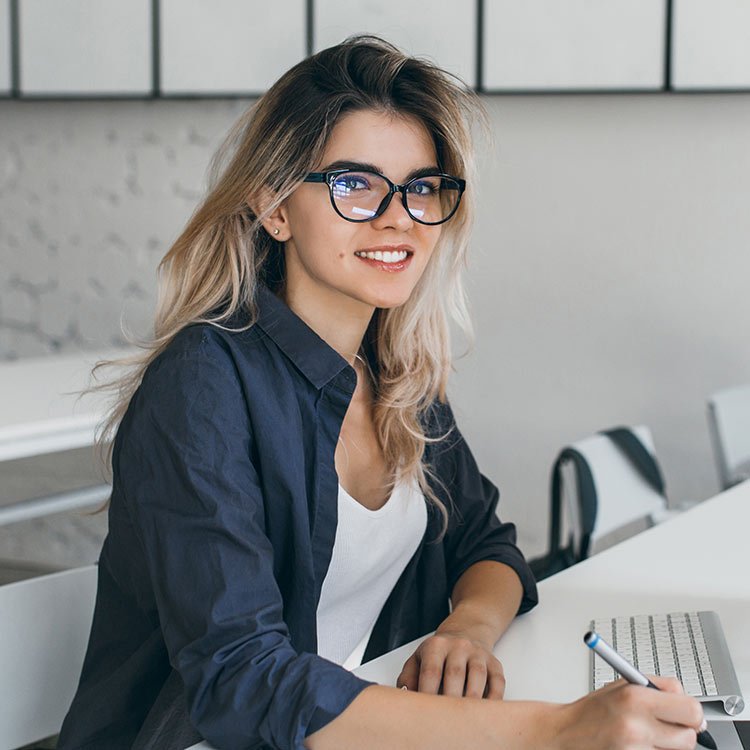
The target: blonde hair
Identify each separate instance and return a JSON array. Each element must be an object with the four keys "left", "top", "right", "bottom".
[{"left": 87, "top": 36, "right": 484, "bottom": 533}]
